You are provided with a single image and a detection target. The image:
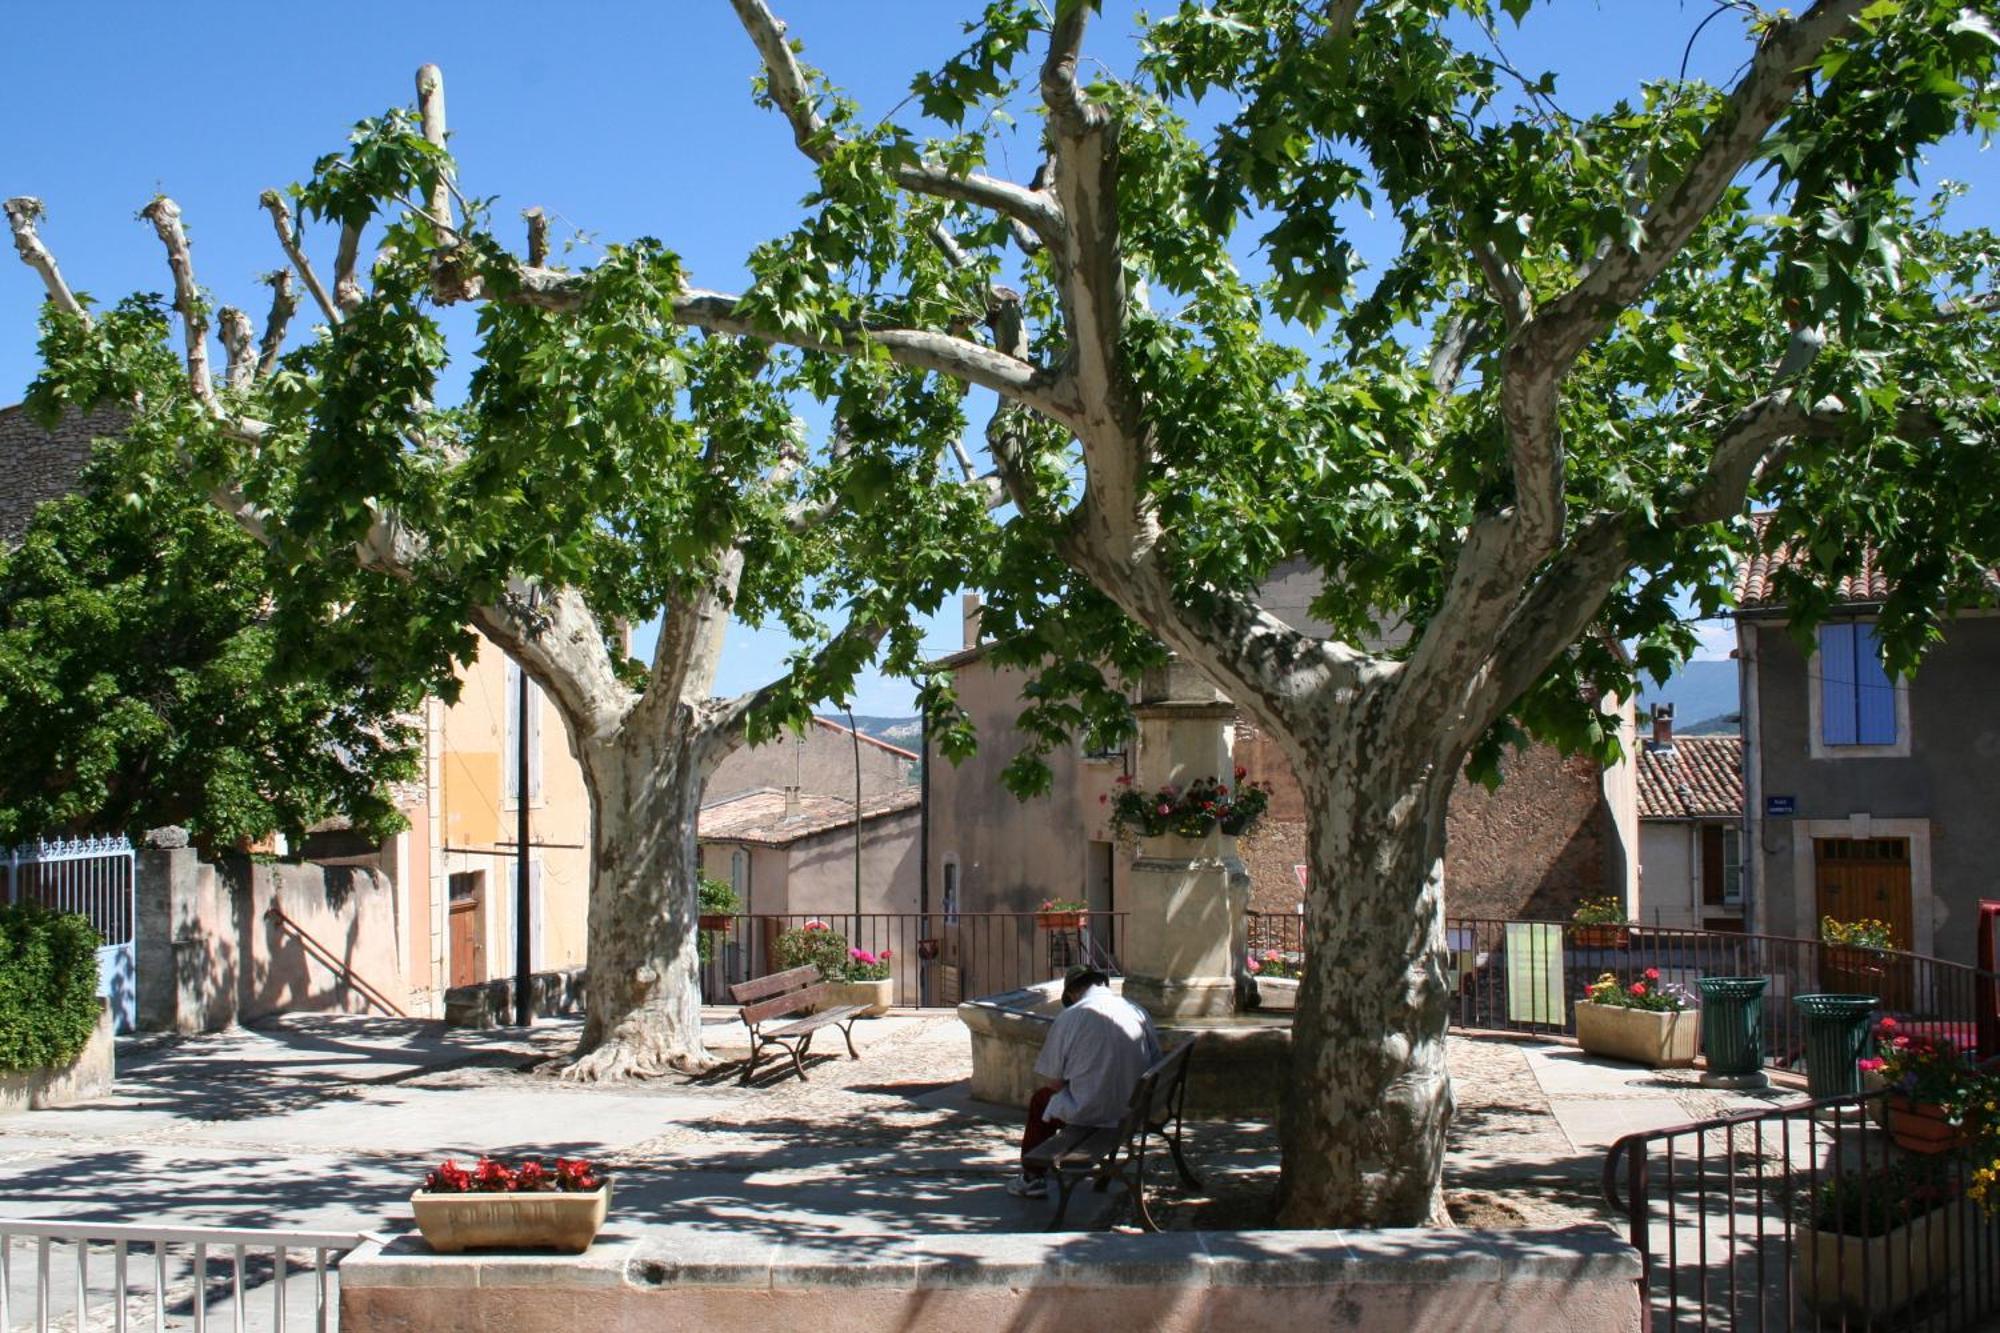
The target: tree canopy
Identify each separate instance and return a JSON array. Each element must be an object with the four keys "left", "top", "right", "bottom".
[{"left": 0, "top": 424, "right": 421, "bottom": 848}]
